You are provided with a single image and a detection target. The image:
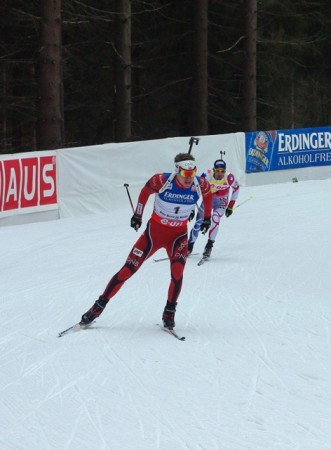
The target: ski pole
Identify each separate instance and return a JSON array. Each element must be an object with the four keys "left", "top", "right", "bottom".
[
  {"left": 234, "top": 195, "right": 253, "bottom": 209},
  {"left": 124, "top": 183, "right": 135, "bottom": 213}
]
